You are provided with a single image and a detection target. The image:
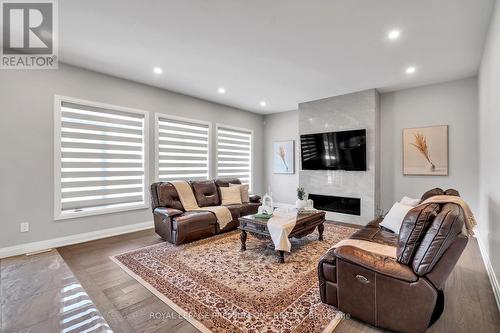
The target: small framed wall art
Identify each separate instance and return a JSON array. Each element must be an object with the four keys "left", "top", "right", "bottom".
[
  {"left": 403, "top": 125, "right": 448, "bottom": 176},
  {"left": 273, "top": 140, "right": 295, "bottom": 174}
]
